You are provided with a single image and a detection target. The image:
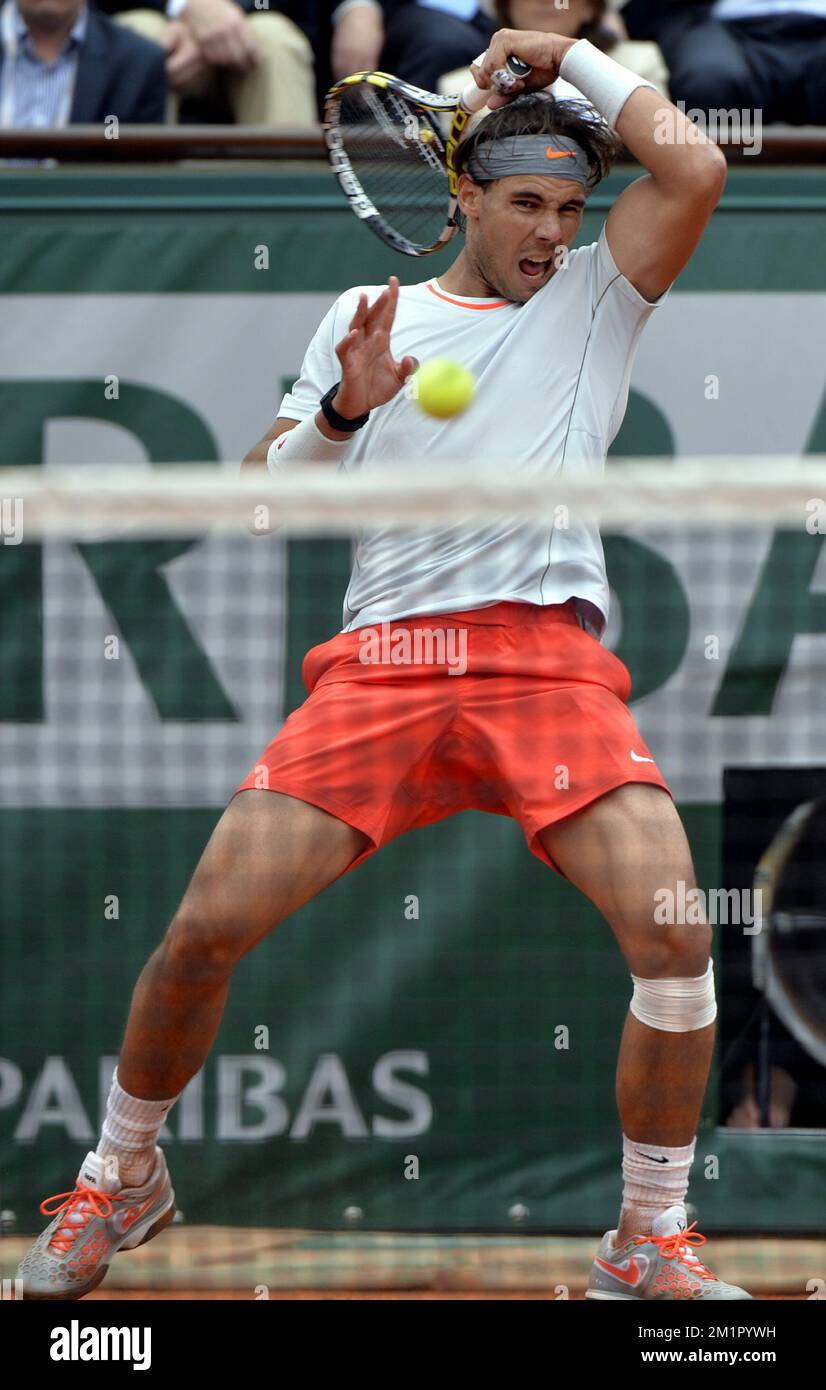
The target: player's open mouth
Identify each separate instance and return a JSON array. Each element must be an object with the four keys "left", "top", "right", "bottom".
[{"left": 519, "top": 256, "right": 551, "bottom": 280}]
